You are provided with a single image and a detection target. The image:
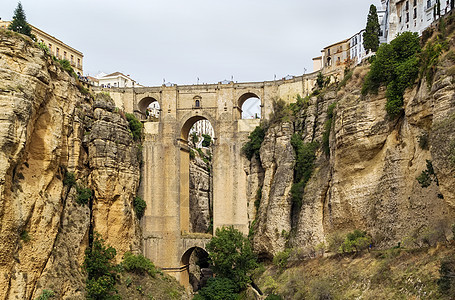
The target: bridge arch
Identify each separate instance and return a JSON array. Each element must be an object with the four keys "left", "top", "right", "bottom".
[
  {"left": 180, "top": 113, "right": 217, "bottom": 141},
  {"left": 238, "top": 92, "right": 262, "bottom": 120},
  {"left": 137, "top": 96, "right": 160, "bottom": 120},
  {"left": 180, "top": 246, "right": 211, "bottom": 290}
]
